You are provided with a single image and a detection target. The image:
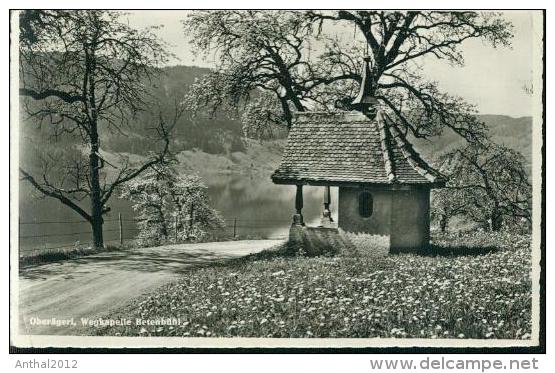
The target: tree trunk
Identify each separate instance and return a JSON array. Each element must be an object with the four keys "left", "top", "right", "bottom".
[
  {"left": 90, "top": 212, "right": 104, "bottom": 248},
  {"left": 89, "top": 132, "right": 104, "bottom": 248},
  {"left": 156, "top": 190, "right": 168, "bottom": 240},
  {"left": 88, "top": 70, "right": 104, "bottom": 248},
  {"left": 439, "top": 215, "right": 448, "bottom": 233},
  {"left": 491, "top": 212, "right": 503, "bottom": 232},
  {"left": 86, "top": 47, "right": 104, "bottom": 248},
  {"left": 187, "top": 204, "right": 195, "bottom": 240}
]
